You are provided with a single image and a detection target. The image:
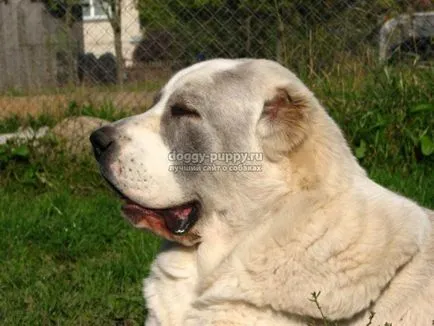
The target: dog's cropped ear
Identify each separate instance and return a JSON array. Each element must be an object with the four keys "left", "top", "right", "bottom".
[{"left": 258, "top": 87, "right": 312, "bottom": 160}]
